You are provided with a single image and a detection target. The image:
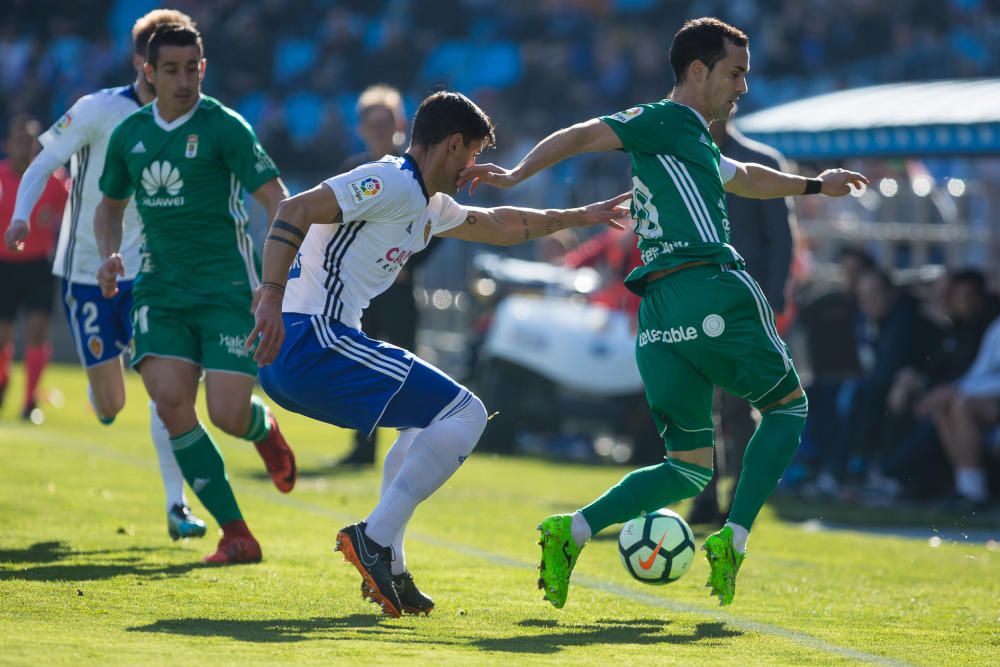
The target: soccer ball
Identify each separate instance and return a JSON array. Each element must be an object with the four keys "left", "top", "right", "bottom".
[{"left": 618, "top": 508, "right": 696, "bottom": 584}]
